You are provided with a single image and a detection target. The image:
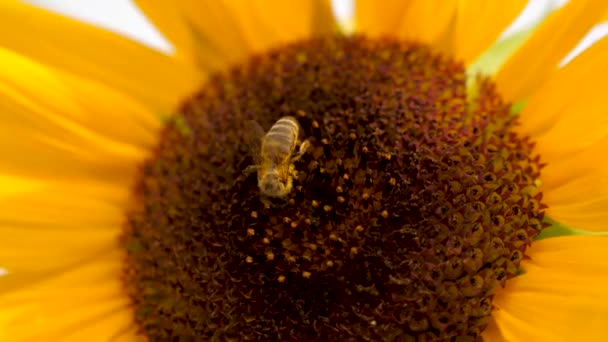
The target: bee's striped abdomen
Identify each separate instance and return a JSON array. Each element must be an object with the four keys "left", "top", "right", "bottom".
[{"left": 262, "top": 116, "right": 299, "bottom": 162}]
